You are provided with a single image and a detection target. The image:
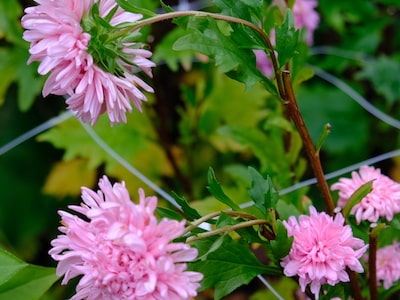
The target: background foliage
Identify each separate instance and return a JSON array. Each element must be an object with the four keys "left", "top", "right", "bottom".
[{"left": 0, "top": 0, "right": 400, "bottom": 299}]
